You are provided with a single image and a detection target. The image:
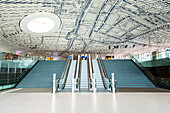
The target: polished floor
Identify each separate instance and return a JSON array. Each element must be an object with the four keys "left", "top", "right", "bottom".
[{"left": 0, "top": 89, "right": 170, "bottom": 113}]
